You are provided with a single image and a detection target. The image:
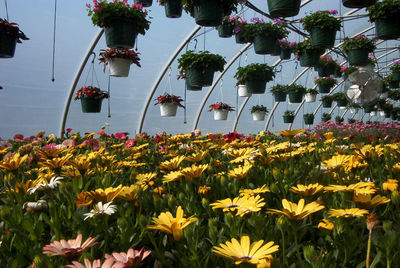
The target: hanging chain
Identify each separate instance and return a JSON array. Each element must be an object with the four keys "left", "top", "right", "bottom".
[
  {"left": 51, "top": 0, "right": 58, "bottom": 82},
  {"left": 168, "top": 67, "right": 172, "bottom": 95},
  {"left": 203, "top": 27, "right": 206, "bottom": 51},
  {"left": 4, "top": 0, "right": 9, "bottom": 21}
]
